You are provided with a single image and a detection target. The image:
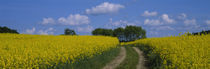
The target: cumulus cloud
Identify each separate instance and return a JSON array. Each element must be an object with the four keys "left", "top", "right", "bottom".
[
  {"left": 86, "top": 2, "right": 124, "bottom": 15},
  {"left": 161, "top": 14, "right": 175, "bottom": 23},
  {"left": 144, "top": 19, "right": 162, "bottom": 26},
  {"left": 142, "top": 11, "right": 157, "bottom": 17},
  {"left": 77, "top": 25, "right": 93, "bottom": 32},
  {"left": 149, "top": 31, "right": 159, "bottom": 36},
  {"left": 38, "top": 30, "right": 48, "bottom": 35},
  {"left": 148, "top": 30, "right": 173, "bottom": 37},
  {"left": 58, "top": 14, "right": 90, "bottom": 25},
  {"left": 144, "top": 14, "right": 176, "bottom": 26},
  {"left": 25, "top": 27, "right": 36, "bottom": 34},
  {"left": 40, "top": 14, "right": 90, "bottom": 26},
  {"left": 105, "top": 19, "right": 137, "bottom": 29},
  {"left": 25, "top": 27, "right": 55, "bottom": 35},
  {"left": 178, "top": 13, "right": 187, "bottom": 19},
  {"left": 38, "top": 27, "right": 55, "bottom": 35},
  {"left": 41, "top": 18, "right": 55, "bottom": 25},
  {"left": 110, "top": 19, "right": 136, "bottom": 27},
  {"left": 206, "top": 20, "right": 210, "bottom": 26},
  {"left": 157, "top": 26, "right": 174, "bottom": 31},
  {"left": 184, "top": 19, "right": 197, "bottom": 26},
  {"left": 112, "top": 20, "right": 130, "bottom": 26}
]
